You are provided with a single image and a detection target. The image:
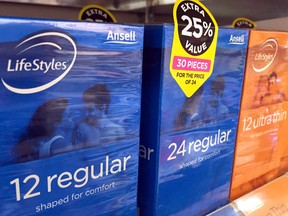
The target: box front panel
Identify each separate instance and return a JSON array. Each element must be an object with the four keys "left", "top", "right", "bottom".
[
  {"left": 156, "top": 27, "right": 249, "bottom": 216},
  {"left": 0, "top": 18, "right": 143, "bottom": 215},
  {"left": 231, "top": 30, "right": 288, "bottom": 200}
]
